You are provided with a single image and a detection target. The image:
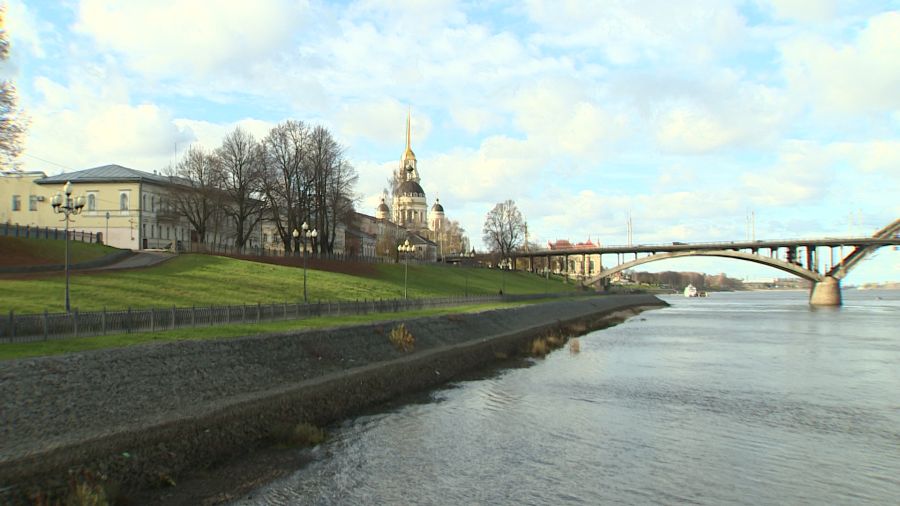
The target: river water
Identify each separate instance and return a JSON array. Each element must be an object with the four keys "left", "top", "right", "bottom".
[{"left": 233, "top": 290, "right": 900, "bottom": 505}]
